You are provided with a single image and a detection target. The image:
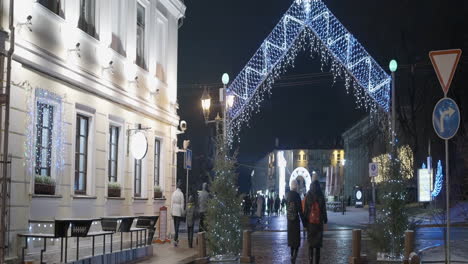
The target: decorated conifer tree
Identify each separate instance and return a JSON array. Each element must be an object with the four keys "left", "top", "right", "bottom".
[{"left": 205, "top": 134, "right": 242, "bottom": 257}]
